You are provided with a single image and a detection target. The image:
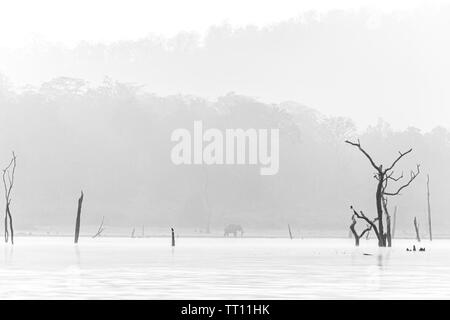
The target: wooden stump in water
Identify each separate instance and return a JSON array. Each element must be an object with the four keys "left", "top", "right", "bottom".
[
  {"left": 413, "top": 217, "right": 421, "bottom": 242},
  {"left": 288, "top": 224, "right": 293, "bottom": 240},
  {"left": 74, "top": 191, "right": 84, "bottom": 244},
  {"left": 171, "top": 228, "right": 175, "bottom": 247},
  {"left": 427, "top": 175, "right": 433, "bottom": 241}
]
